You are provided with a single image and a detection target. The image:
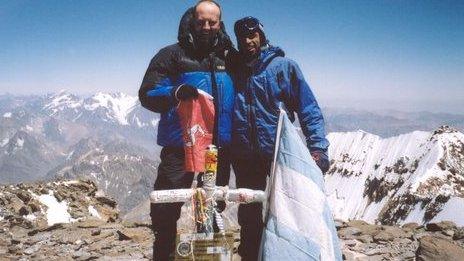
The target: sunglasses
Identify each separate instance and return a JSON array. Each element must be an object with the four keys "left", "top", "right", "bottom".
[{"left": 234, "top": 17, "right": 261, "bottom": 37}]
